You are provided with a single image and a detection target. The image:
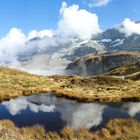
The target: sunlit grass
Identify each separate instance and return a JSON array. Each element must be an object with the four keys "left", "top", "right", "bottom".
[
  {"left": 0, "top": 66, "right": 140, "bottom": 102},
  {"left": 0, "top": 119, "right": 139, "bottom": 140}
]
